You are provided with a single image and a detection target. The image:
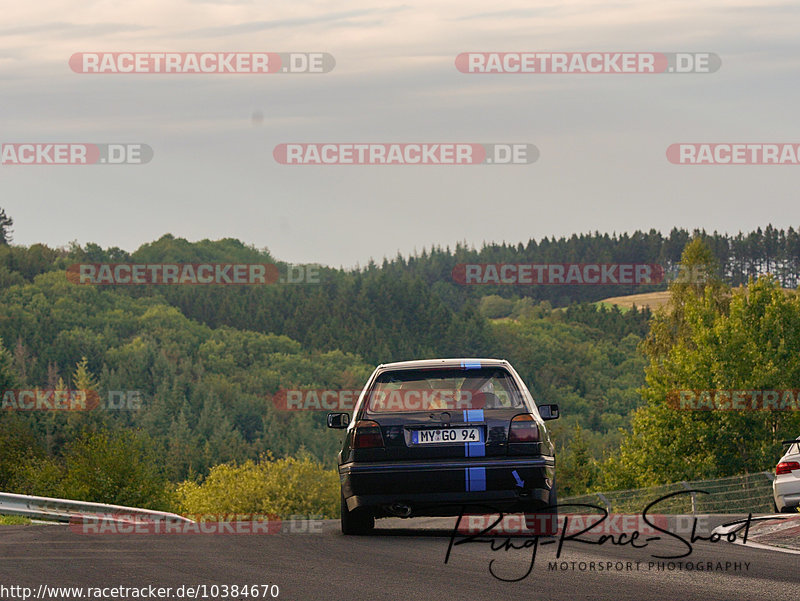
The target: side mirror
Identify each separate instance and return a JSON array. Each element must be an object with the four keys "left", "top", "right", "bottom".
[
  {"left": 327, "top": 412, "right": 350, "bottom": 429},
  {"left": 537, "top": 404, "right": 559, "bottom": 420}
]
